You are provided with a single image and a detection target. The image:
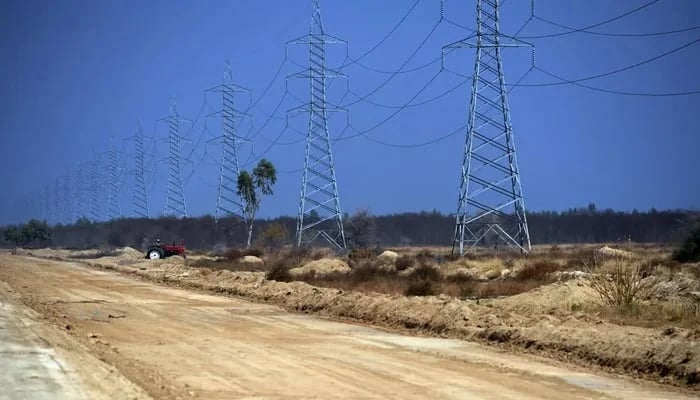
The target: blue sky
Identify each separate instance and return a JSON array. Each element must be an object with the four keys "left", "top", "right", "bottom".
[{"left": 1, "top": 0, "right": 699, "bottom": 224}]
